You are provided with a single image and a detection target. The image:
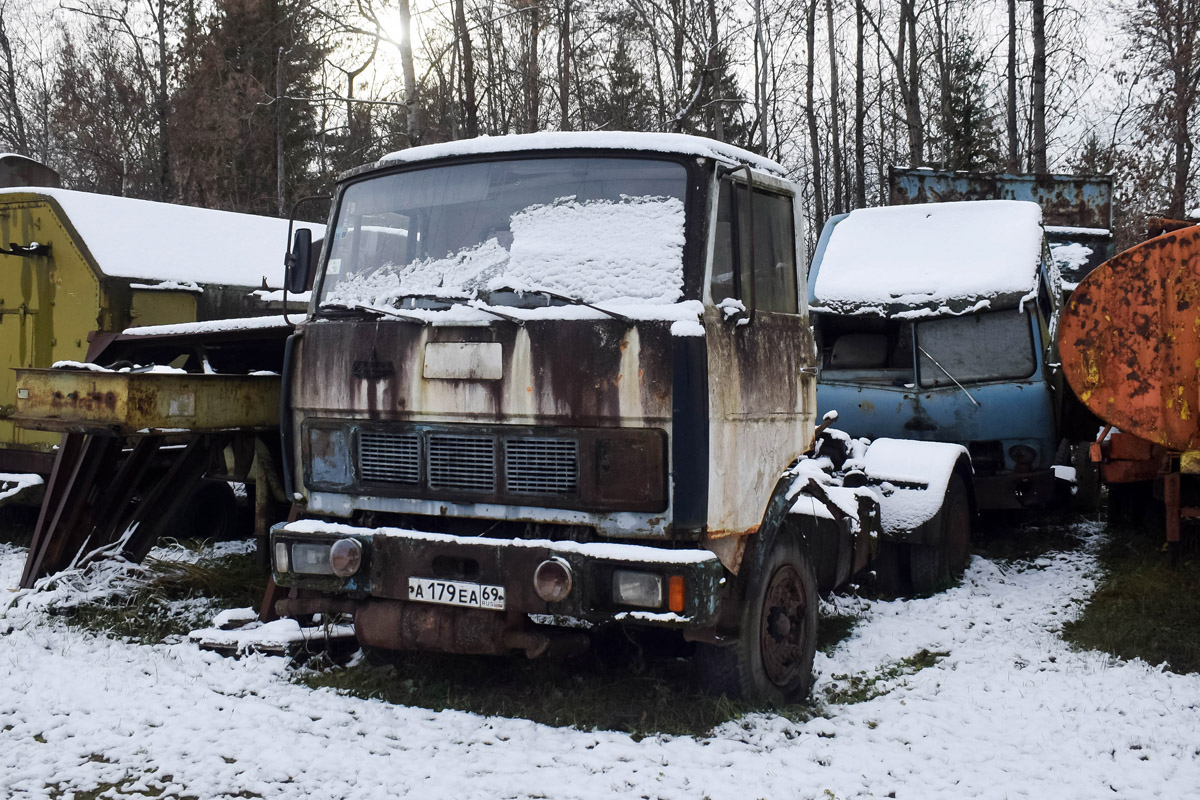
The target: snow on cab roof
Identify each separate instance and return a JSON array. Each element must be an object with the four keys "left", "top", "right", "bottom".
[
  {"left": 376, "top": 131, "right": 784, "bottom": 175},
  {"left": 812, "top": 199, "right": 1044, "bottom": 318},
  {"left": 0, "top": 187, "right": 324, "bottom": 288}
]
